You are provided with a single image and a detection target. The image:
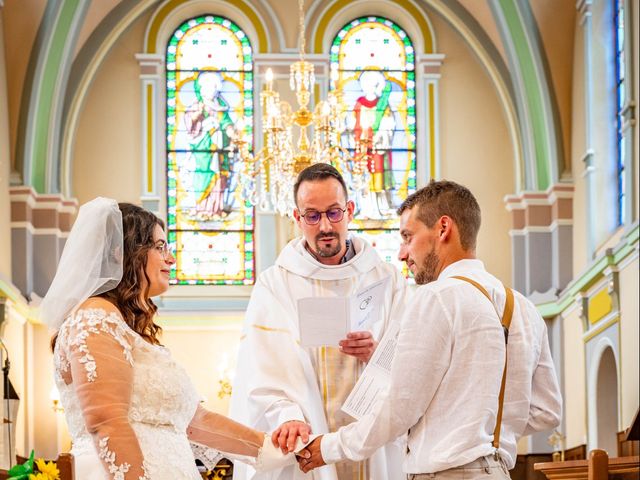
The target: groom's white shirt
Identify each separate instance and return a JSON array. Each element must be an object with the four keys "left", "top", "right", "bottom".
[{"left": 229, "top": 236, "right": 410, "bottom": 480}]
